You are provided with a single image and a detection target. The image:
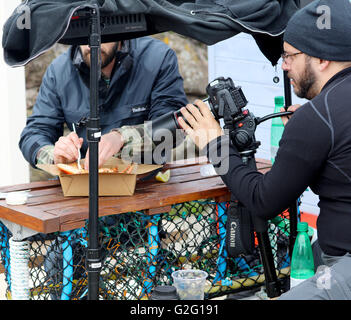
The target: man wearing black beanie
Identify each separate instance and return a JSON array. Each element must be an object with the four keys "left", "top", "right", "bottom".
[
  {"left": 277, "top": 0, "right": 351, "bottom": 298},
  {"left": 178, "top": 0, "right": 351, "bottom": 299}
]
